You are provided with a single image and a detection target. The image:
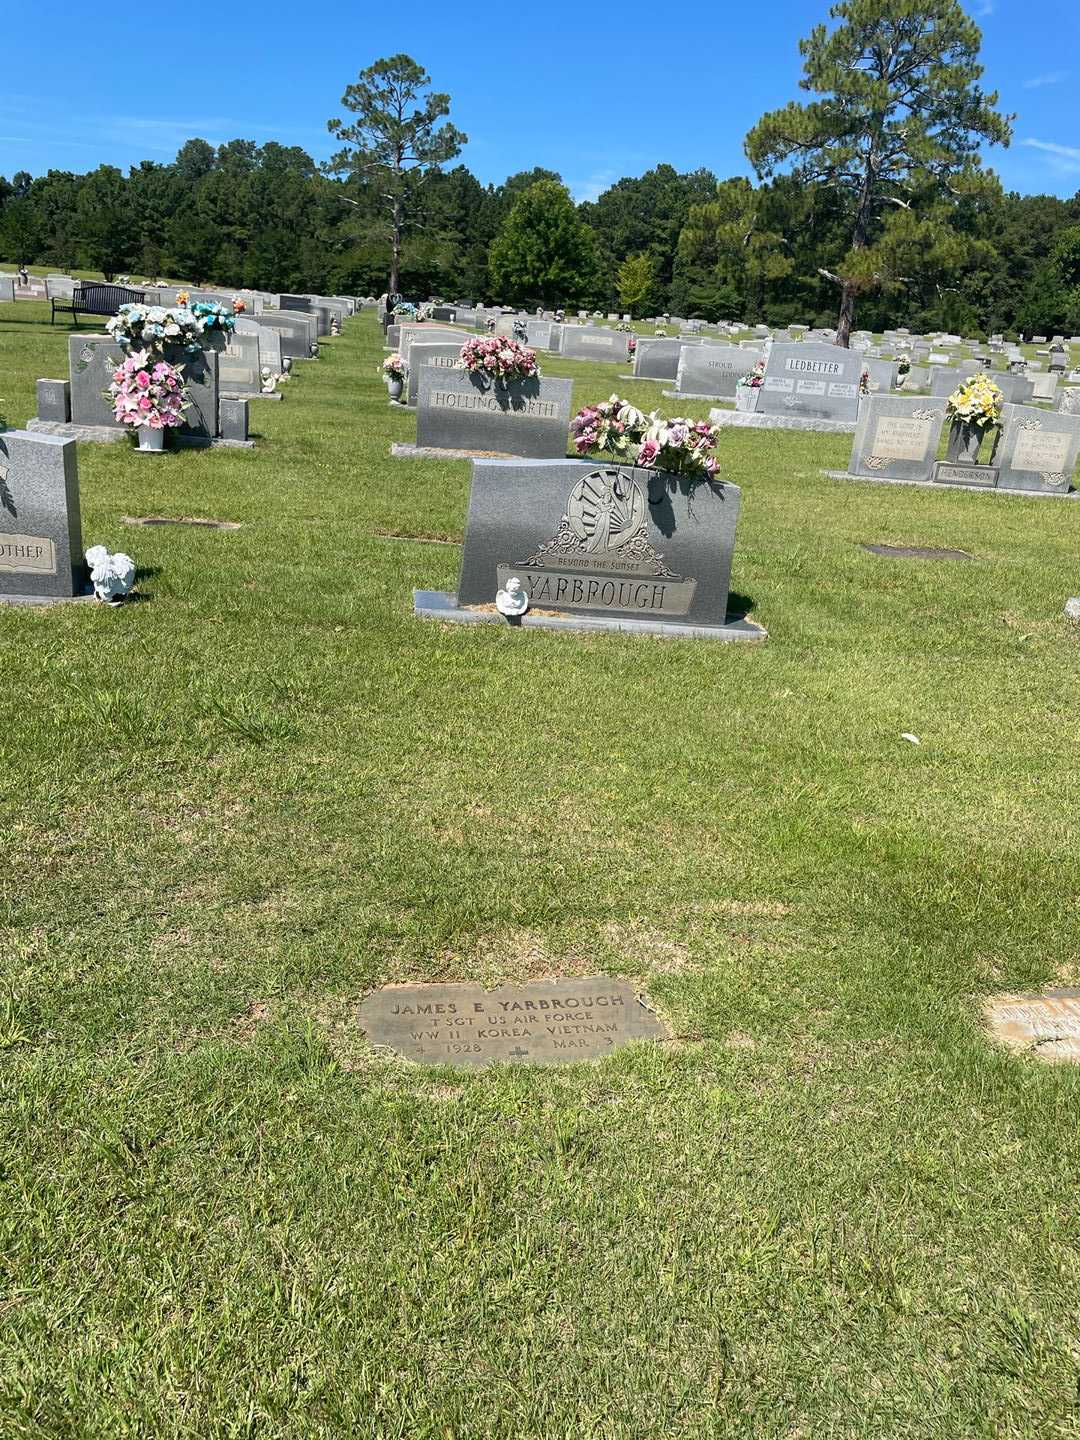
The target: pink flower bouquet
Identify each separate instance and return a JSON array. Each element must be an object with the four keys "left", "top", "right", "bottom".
[
  {"left": 459, "top": 335, "right": 539, "bottom": 384},
  {"left": 107, "top": 349, "right": 189, "bottom": 431},
  {"left": 570, "top": 394, "right": 721, "bottom": 479}
]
